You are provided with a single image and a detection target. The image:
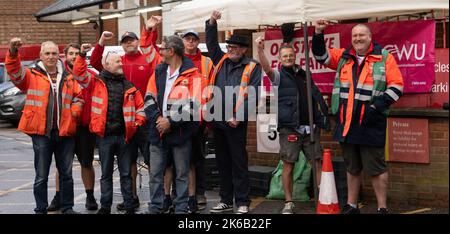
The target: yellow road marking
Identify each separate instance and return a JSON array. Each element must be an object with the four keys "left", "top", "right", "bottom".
[{"left": 401, "top": 208, "right": 432, "bottom": 214}]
